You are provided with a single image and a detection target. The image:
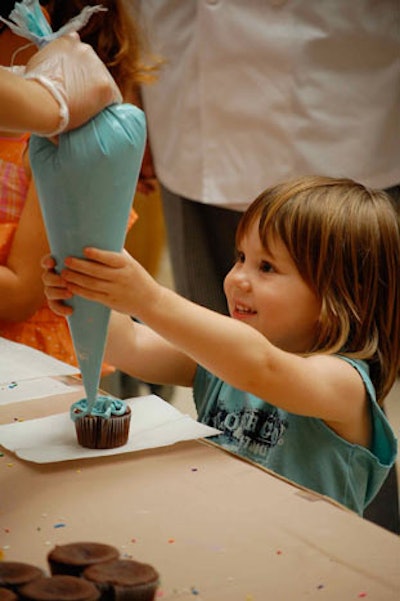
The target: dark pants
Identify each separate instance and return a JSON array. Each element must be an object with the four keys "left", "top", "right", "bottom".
[
  {"left": 364, "top": 184, "right": 400, "bottom": 533},
  {"left": 364, "top": 458, "right": 399, "bottom": 533},
  {"left": 161, "top": 185, "right": 243, "bottom": 315}
]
